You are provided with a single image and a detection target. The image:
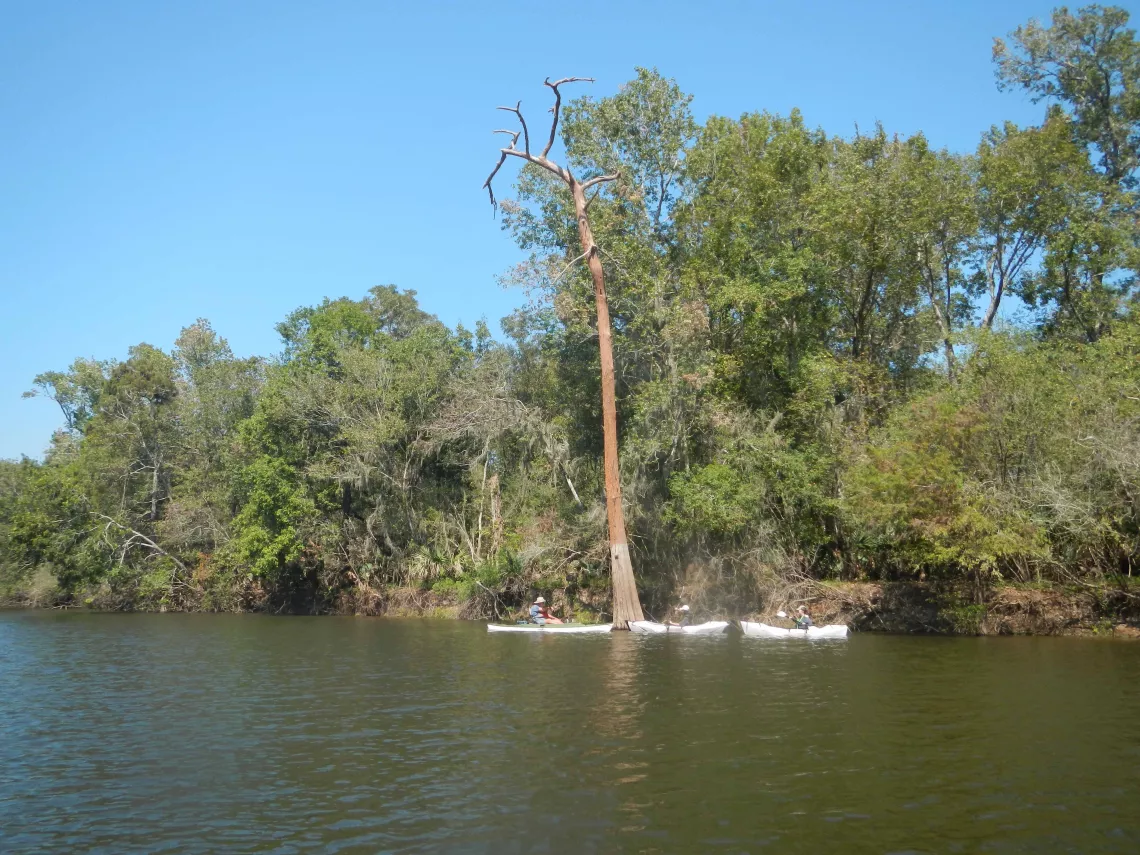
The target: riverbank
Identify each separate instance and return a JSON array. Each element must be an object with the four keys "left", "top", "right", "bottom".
[
  {"left": 797, "top": 580, "right": 1140, "bottom": 638},
  {"left": 3, "top": 573, "right": 1139, "bottom": 637}
]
